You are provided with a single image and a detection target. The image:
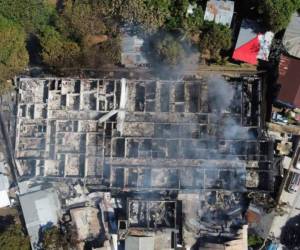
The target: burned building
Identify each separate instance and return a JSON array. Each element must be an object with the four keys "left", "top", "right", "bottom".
[
  {"left": 127, "top": 200, "right": 176, "bottom": 229},
  {"left": 15, "top": 76, "right": 273, "bottom": 192}
]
